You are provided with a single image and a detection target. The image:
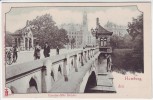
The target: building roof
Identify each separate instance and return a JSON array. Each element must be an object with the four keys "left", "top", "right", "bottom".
[{"left": 97, "top": 24, "right": 113, "bottom": 35}]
